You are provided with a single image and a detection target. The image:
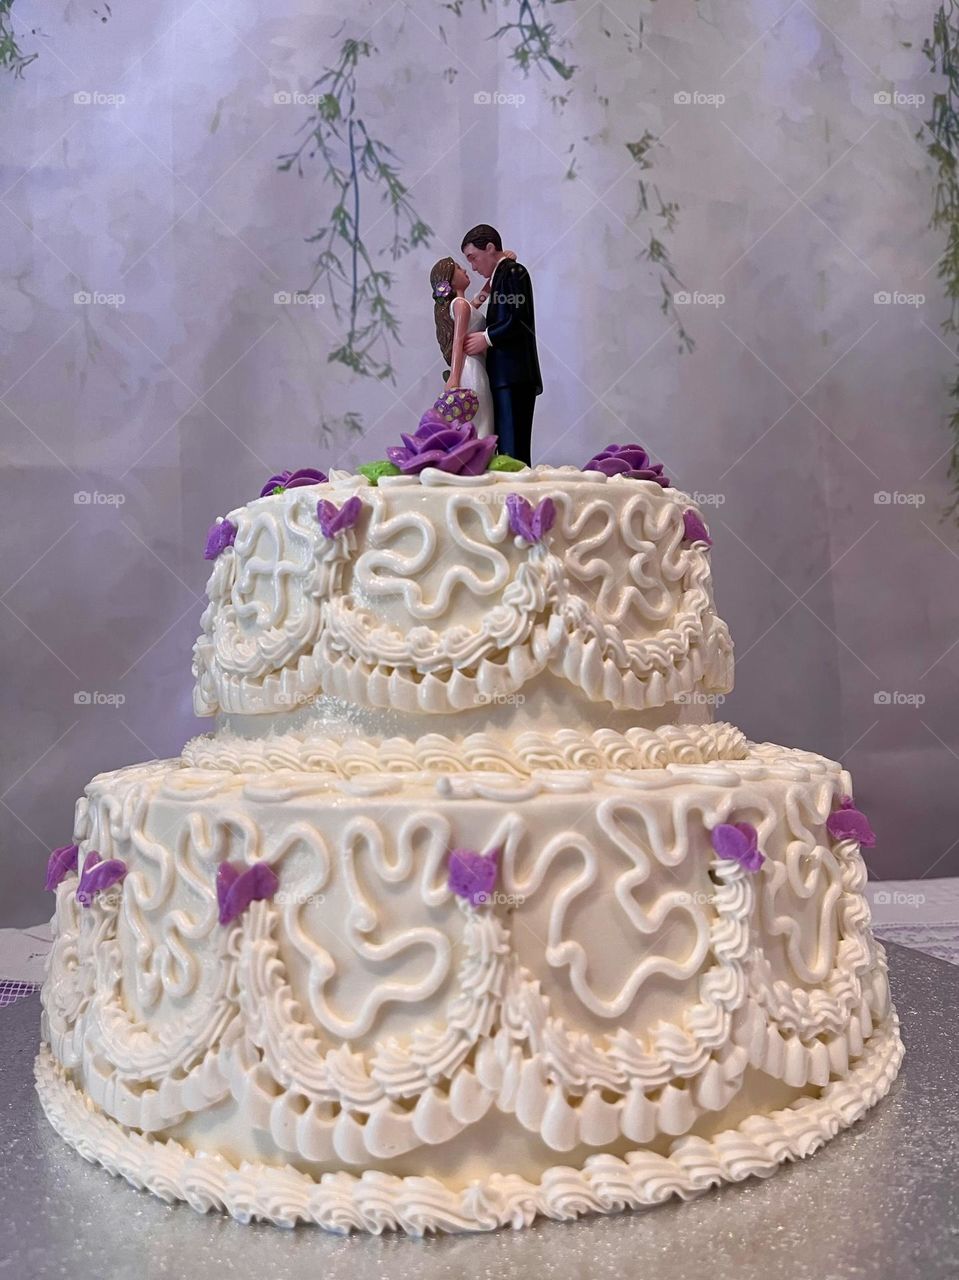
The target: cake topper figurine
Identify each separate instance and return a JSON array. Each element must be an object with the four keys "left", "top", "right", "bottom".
[{"left": 430, "top": 224, "right": 542, "bottom": 466}]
